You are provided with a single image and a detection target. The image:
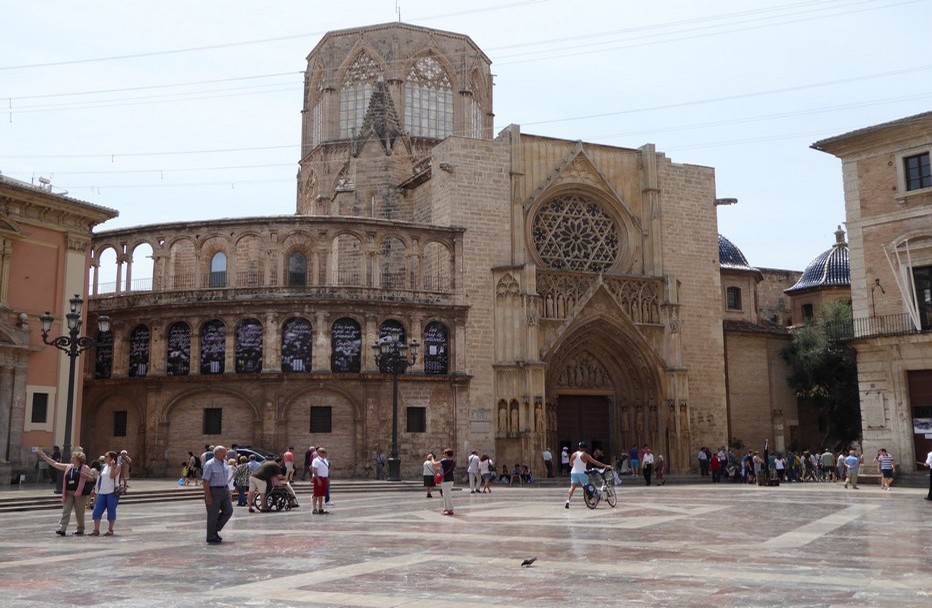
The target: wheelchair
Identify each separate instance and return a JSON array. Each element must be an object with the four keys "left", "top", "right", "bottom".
[{"left": 252, "top": 484, "right": 298, "bottom": 511}]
